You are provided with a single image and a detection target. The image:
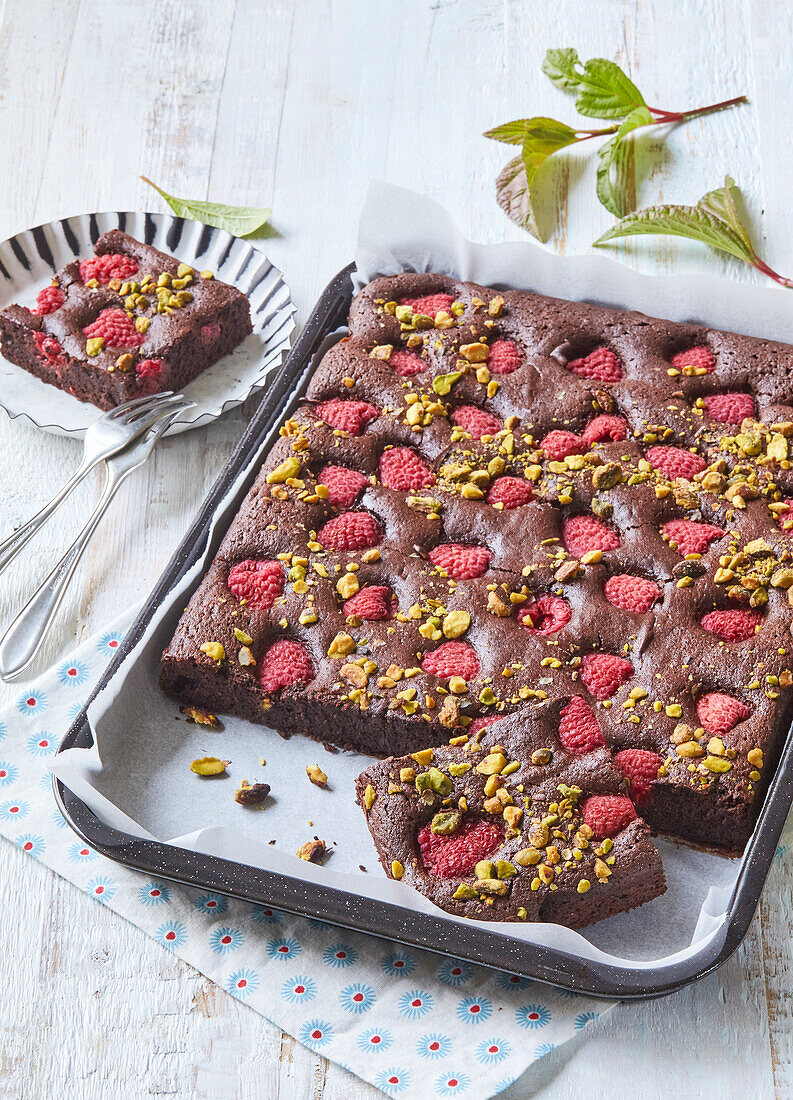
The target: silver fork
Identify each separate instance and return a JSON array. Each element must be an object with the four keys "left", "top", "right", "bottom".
[
  {"left": 0, "top": 399, "right": 193, "bottom": 680},
  {"left": 0, "top": 392, "right": 188, "bottom": 577}
]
